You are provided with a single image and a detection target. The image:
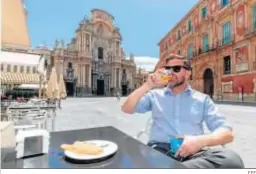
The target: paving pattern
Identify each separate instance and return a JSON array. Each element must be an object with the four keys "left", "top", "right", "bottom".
[{"left": 51, "top": 97, "right": 256, "bottom": 168}]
